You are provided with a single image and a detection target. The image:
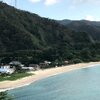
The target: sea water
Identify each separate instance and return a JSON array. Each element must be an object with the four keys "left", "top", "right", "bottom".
[{"left": 8, "top": 64, "right": 100, "bottom": 100}]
